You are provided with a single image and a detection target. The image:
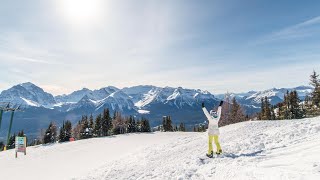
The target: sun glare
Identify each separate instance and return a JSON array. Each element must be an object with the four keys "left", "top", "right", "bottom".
[{"left": 58, "top": 0, "right": 103, "bottom": 25}]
